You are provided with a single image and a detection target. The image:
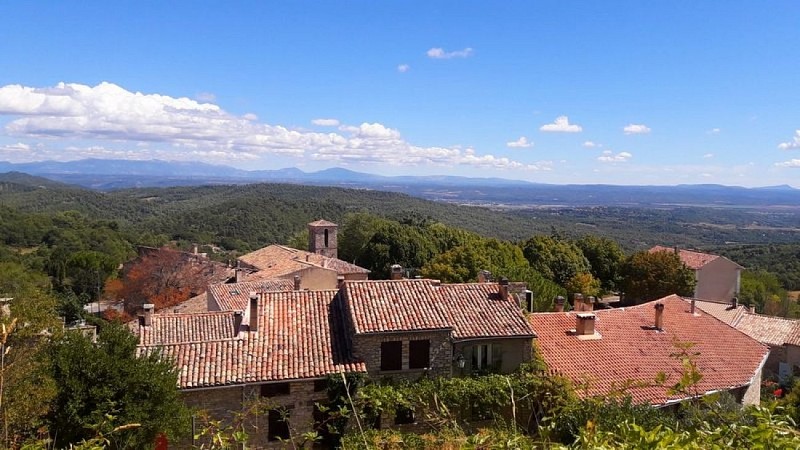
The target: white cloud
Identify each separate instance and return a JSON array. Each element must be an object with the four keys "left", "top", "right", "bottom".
[
  {"left": 707, "top": 128, "right": 721, "bottom": 135},
  {"left": 0, "top": 142, "right": 31, "bottom": 153},
  {"left": 397, "top": 64, "right": 410, "bottom": 73},
  {"left": 778, "top": 130, "right": 800, "bottom": 150},
  {"left": 623, "top": 123, "right": 651, "bottom": 135},
  {"left": 312, "top": 118, "right": 340, "bottom": 127},
  {"left": 703, "top": 153, "right": 714, "bottom": 159},
  {"left": 426, "top": 47, "right": 474, "bottom": 59},
  {"left": 597, "top": 150, "right": 632, "bottom": 162},
  {"left": 506, "top": 136, "right": 533, "bottom": 148},
  {"left": 582, "top": 140, "right": 598, "bottom": 148},
  {"left": 540, "top": 116, "right": 582, "bottom": 133},
  {"left": 775, "top": 159, "right": 800, "bottom": 168},
  {"left": 0, "top": 81, "right": 538, "bottom": 171},
  {"left": 194, "top": 92, "right": 216, "bottom": 103}
]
